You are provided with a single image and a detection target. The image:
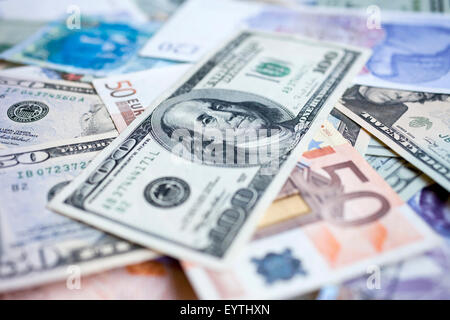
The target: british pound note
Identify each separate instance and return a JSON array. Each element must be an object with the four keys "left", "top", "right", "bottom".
[
  {"left": 335, "top": 84, "right": 450, "bottom": 191},
  {"left": 0, "top": 134, "right": 155, "bottom": 293},
  {"left": 140, "top": 0, "right": 450, "bottom": 93},
  {"left": 0, "top": 75, "right": 117, "bottom": 148},
  {"left": 49, "top": 30, "right": 370, "bottom": 268}
]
